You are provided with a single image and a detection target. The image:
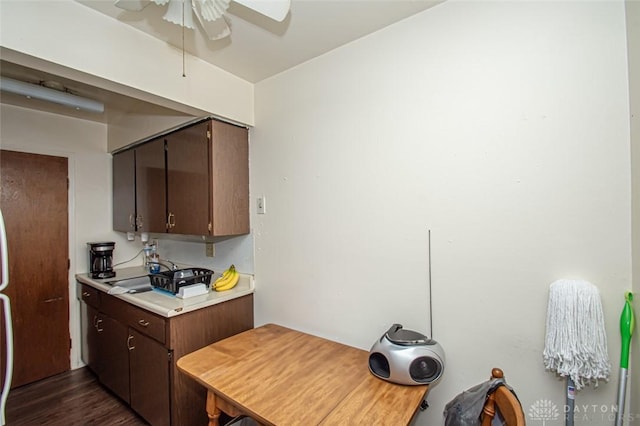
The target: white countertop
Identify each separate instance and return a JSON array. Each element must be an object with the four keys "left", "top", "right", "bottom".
[{"left": 76, "top": 266, "right": 254, "bottom": 318}]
